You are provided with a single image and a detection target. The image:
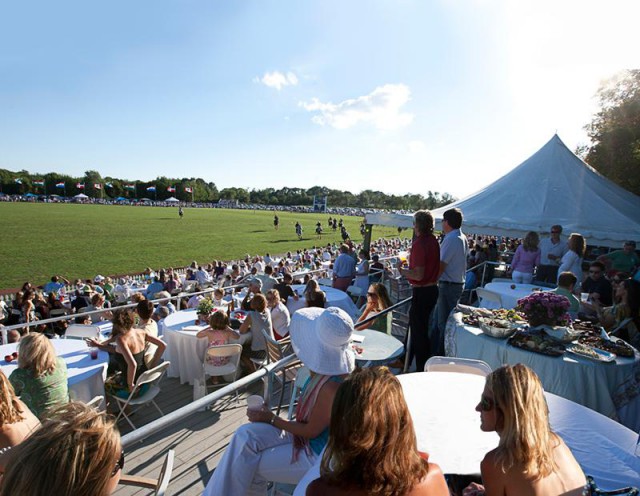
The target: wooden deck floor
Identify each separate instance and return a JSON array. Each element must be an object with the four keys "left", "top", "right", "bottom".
[{"left": 113, "top": 377, "right": 266, "bottom": 496}]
